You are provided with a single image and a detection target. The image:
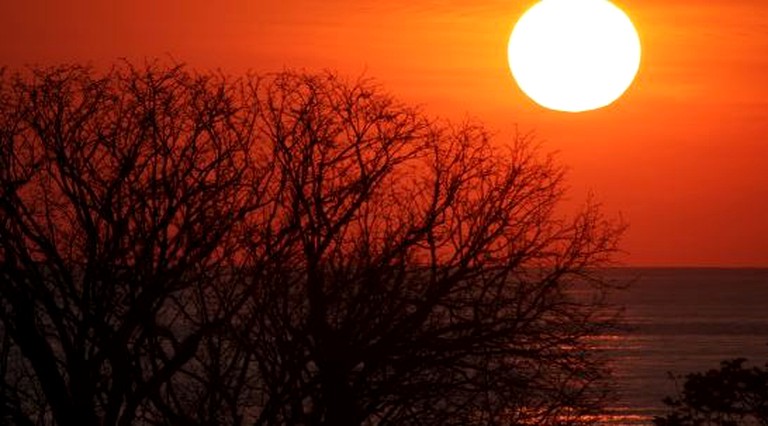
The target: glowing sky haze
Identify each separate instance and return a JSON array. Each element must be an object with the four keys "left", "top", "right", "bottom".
[{"left": 2, "top": 0, "right": 766, "bottom": 266}]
